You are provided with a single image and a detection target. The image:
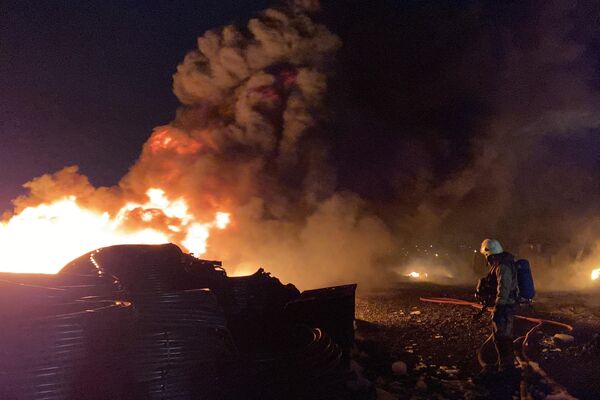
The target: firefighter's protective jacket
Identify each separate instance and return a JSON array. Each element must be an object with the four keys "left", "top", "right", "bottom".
[{"left": 487, "top": 252, "right": 518, "bottom": 305}]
